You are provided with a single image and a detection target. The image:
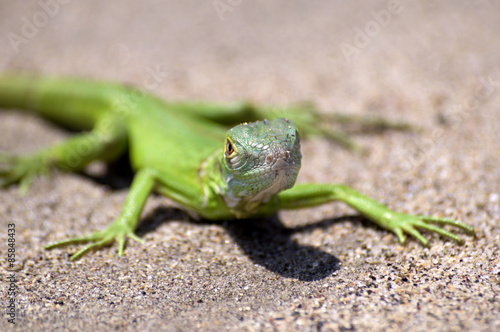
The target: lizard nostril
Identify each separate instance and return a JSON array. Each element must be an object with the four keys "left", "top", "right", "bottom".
[{"left": 265, "top": 154, "right": 274, "bottom": 164}]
